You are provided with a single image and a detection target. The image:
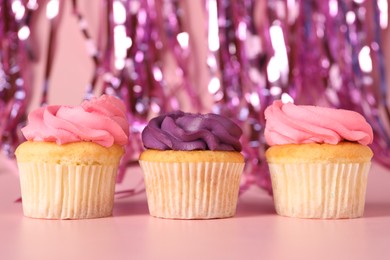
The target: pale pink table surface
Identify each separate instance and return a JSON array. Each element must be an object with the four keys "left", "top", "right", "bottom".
[{"left": 1, "top": 155, "right": 390, "bottom": 260}]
